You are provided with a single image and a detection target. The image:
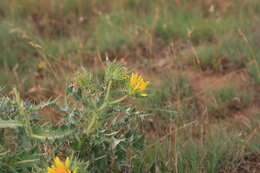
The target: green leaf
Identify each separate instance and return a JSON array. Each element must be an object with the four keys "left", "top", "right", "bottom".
[{"left": 0, "top": 120, "right": 23, "bottom": 128}]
